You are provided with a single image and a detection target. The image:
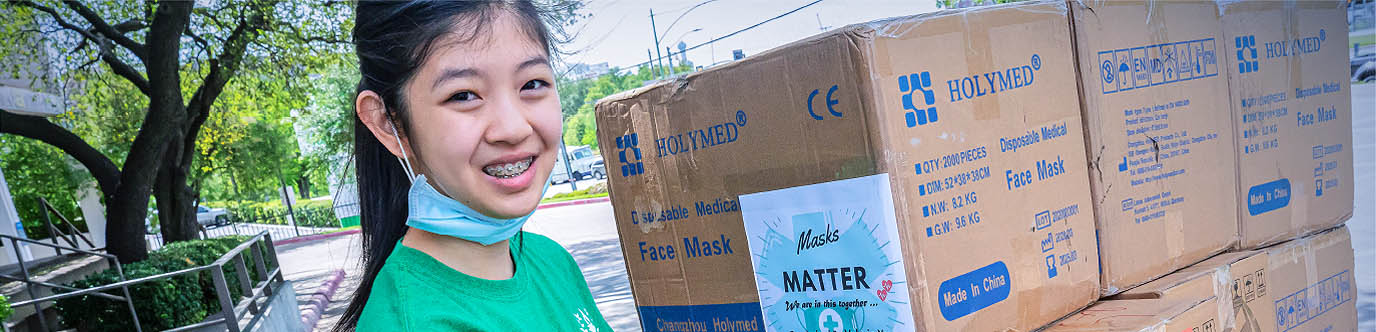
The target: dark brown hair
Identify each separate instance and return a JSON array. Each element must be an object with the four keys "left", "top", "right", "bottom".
[{"left": 336, "top": 1, "right": 554, "bottom": 330}]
